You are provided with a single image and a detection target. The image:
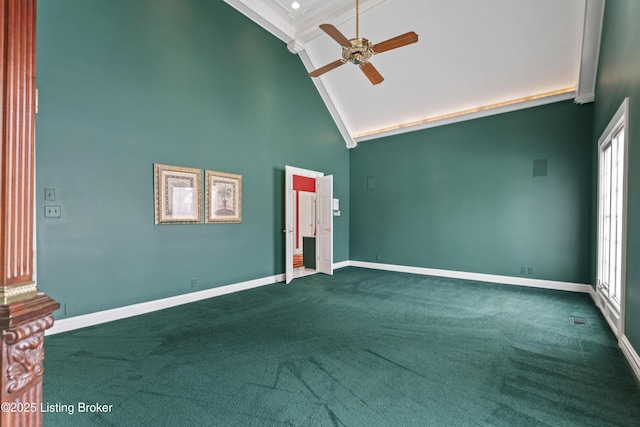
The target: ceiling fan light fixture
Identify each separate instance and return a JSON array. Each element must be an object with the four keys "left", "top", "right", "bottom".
[
  {"left": 291, "top": 2, "right": 300, "bottom": 10},
  {"left": 342, "top": 38, "right": 373, "bottom": 65}
]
